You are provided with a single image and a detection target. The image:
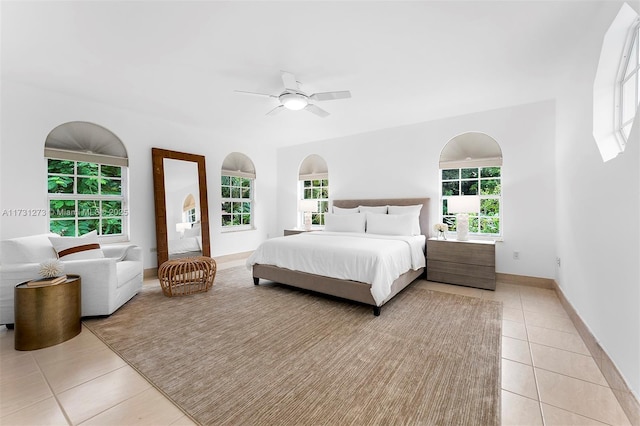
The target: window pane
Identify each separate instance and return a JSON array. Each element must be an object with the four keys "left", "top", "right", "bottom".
[
  {"left": 442, "top": 182, "right": 459, "bottom": 196},
  {"left": 625, "top": 34, "right": 637, "bottom": 78},
  {"left": 321, "top": 179, "right": 328, "bottom": 186},
  {"left": 221, "top": 202, "right": 231, "bottom": 213},
  {"left": 50, "top": 200, "right": 76, "bottom": 218},
  {"left": 48, "top": 159, "right": 74, "bottom": 174},
  {"left": 231, "top": 177, "right": 242, "bottom": 186},
  {"left": 304, "top": 188, "right": 312, "bottom": 198},
  {"left": 77, "top": 162, "right": 98, "bottom": 176},
  {"left": 101, "top": 165, "right": 121, "bottom": 178},
  {"left": 480, "top": 199, "right": 500, "bottom": 216},
  {"left": 221, "top": 176, "right": 230, "bottom": 185},
  {"left": 622, "top": 76, "right": 637, "bottom": 123},
  {"left": 461, "top": 168, "right": 478, "bottom": 179},
  {"left": 469, "top": 216, "right": 479, "bottom": 233},
  {"left": 242, "top": 188, "right": 250, "bottom": 198},
  {"left": 48, "top": 176, "right": 74, "bottom": 193},
  {"left": 242, "top": 178, "right": 251, "bottom": 188},
  {"left": 231, "top": 187, "right": 241, "bottom": 198},
  {"left": 320, "top": 188, "right": 328, "bottom": 198},
  {"left": 442, "top": 169, "right": 459, "bottom": 180},
  {"left": 221, "top": 215, "right": 231, "bottom": 226},
  {"left": 481, "top": 179, "right": 501, "bottom": 195},
  {"left": 101, "top": 178, "right": 121, "bottom": 195},
  {"left": 221, "top": 186, "right": 230, "bottom": 198},
  {"left": 232, "top": 202, "right": 242, "bottom": 213},
  {"left": 50, "top": 219, "right": 76, "bottom": 237},
  {"left": 102, "top": 218, "right": 122, "bottom": 235},
  {"left": 461, "top": 180, "right": 478, "bottom": 195},
  {"left": 304, "top": 180, "right": 311, "bottom": 187},
  {"left": 242, "top": 202, "right": 251, "bottom": 213},
  {"left": 232, "top": 215, "right": 241, "bottom": 226},
  {"left": 102, "top": 200, "right": 122, "bottom": 216},
  {"left": 480, "top": 217, "right": 500, "bottom": 234},
  {"left": 78, "top": 219, "right": 99, "bottom": 235},
  {"left": 481, "top": 167, "right": 501, "bottom": 178},
  {"left": 77, "top": 177, "right": 99, "bottom": 194},
  {"left": 78, "top": 200, "right": 99, "bottom": 217},
  {"left": 242, "top": 214, "right": 251, "bottom": 225}
]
